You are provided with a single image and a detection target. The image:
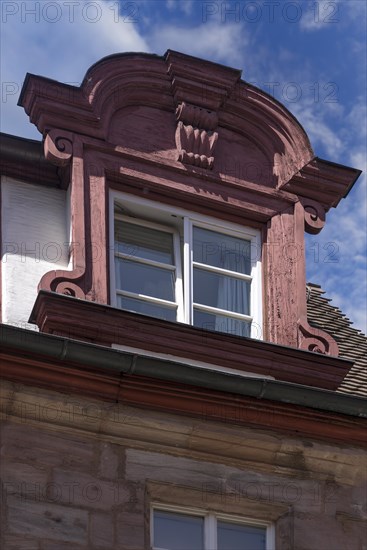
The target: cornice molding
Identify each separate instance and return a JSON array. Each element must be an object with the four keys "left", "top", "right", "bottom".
[
  {"left": 0, "top": 351, "right": 365, "bottom": 449},
  {"left": 283, "top": 158, "right": 361, "bottom": 210}
]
